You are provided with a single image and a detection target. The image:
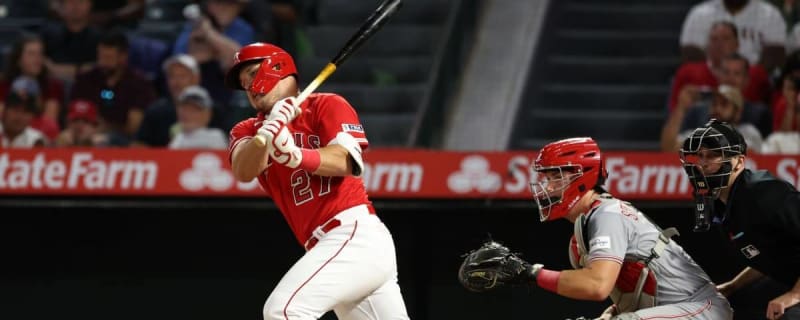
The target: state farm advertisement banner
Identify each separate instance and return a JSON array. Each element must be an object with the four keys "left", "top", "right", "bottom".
[{"left": 0, "top": 149, "right": 798, "bottom": 200}]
